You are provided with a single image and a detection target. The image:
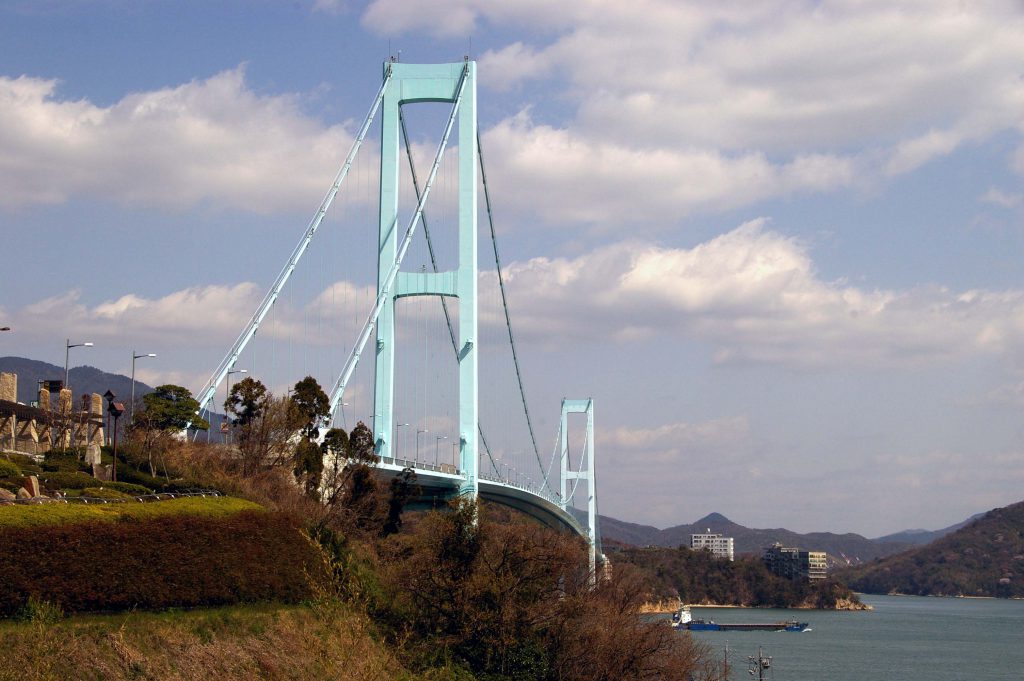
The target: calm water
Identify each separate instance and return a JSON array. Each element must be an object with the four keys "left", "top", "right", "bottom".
[{"left": 664, "top": 594, "right": 1024, "bottom": 680}]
